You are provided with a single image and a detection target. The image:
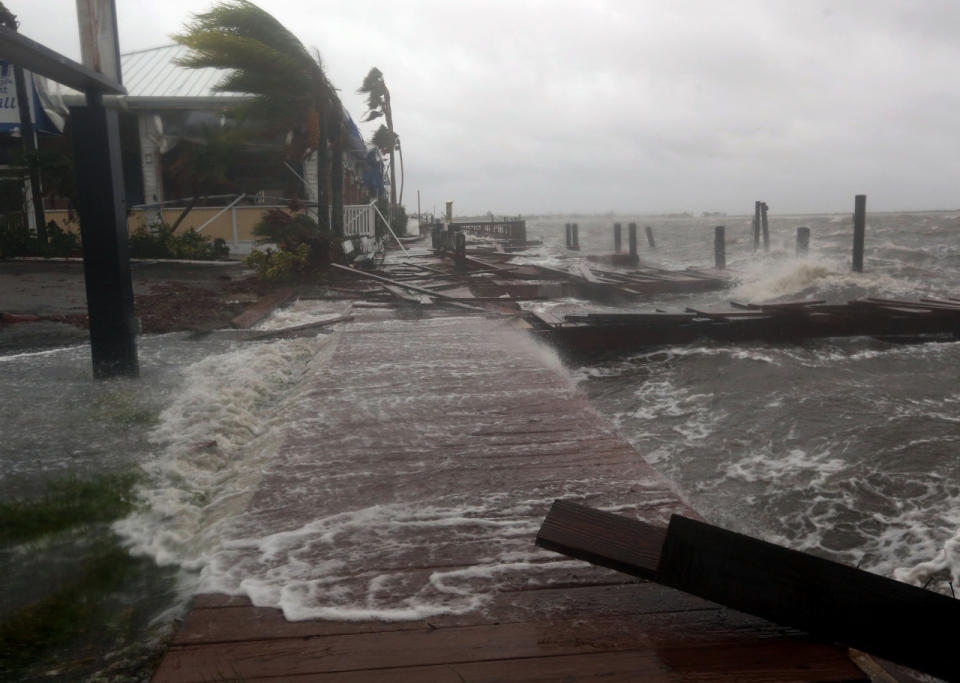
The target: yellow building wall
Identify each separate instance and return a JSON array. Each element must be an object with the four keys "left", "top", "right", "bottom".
[{"left": 44, "top": 206, "right": 293, "bottom": 242}]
